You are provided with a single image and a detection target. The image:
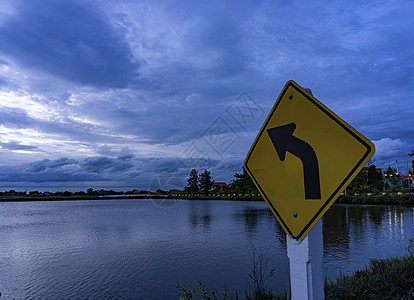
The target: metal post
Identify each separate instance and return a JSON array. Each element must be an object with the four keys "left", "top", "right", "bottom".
[
  {"left": 287, "top": 220, "right": 324, "bottom": 300},
  {"left": 407, "top": 151, "right": 414, "bottom": 190}
]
